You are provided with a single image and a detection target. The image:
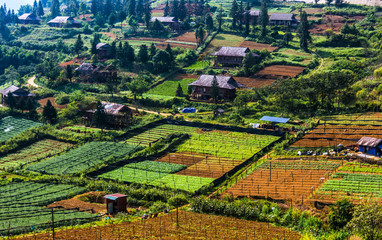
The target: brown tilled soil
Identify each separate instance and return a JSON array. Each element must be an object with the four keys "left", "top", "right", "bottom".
[
  {"left": 38, "top": 97, "right": 67, "bottom": 113},
  {"left": 18, "top": 211, "right": 301, "bottom": 240},
  {"left": 47, "top": 192, "right": 107, "bottom": 214},
  {"left": 239, "top": 41, "right": 278, "bottom": 52},
  {"left": 254, "top": 65, "right": 305, "bottom": 78},
  {"left": 235, "top": 77, "right": 276, "bottom": 88},
  {"left": 310, "top": 15, "right": 365, "bottom": 34}
]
